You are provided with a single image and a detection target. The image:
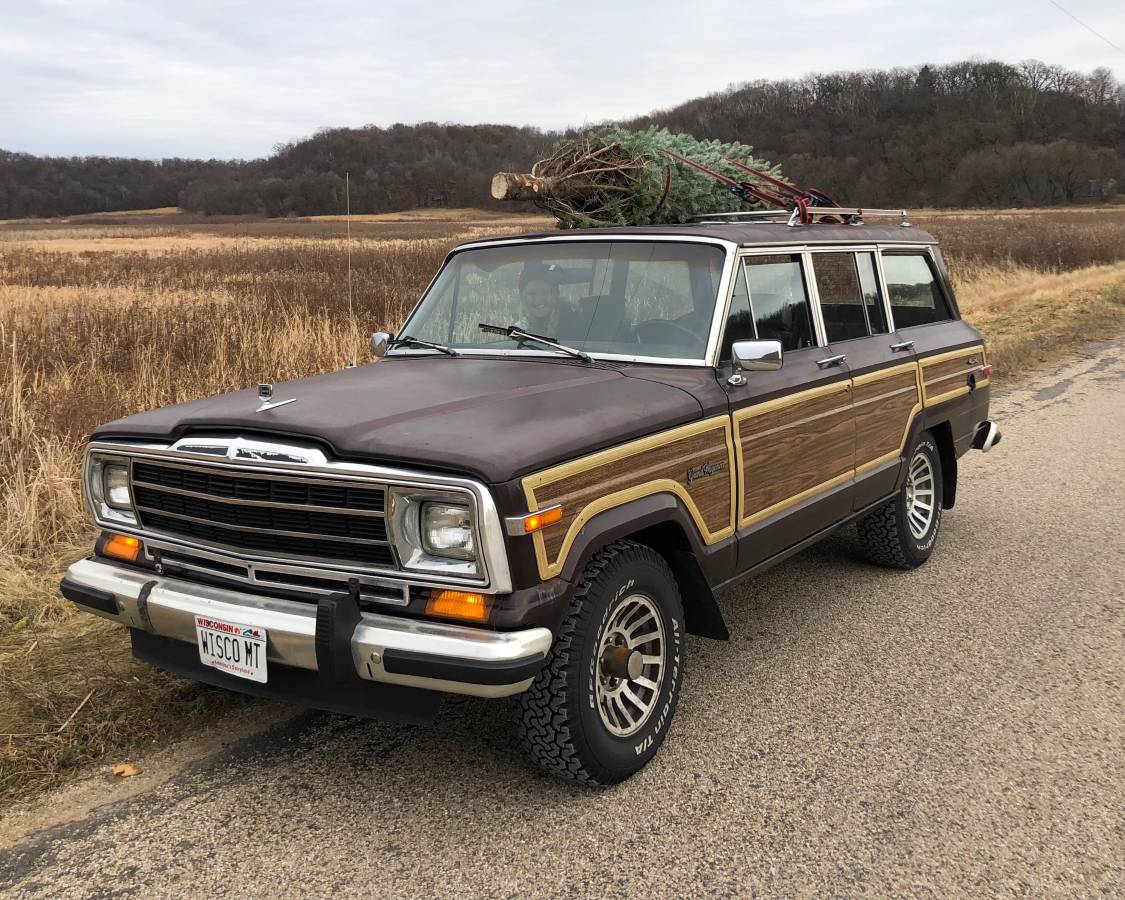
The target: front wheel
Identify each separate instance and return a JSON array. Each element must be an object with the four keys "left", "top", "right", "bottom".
[
  {"left": 517, "top": 540, "right": 685, "bottom": 786},
  {"left": 856, "top": 433, "right": 944, "bottom": 569}
]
